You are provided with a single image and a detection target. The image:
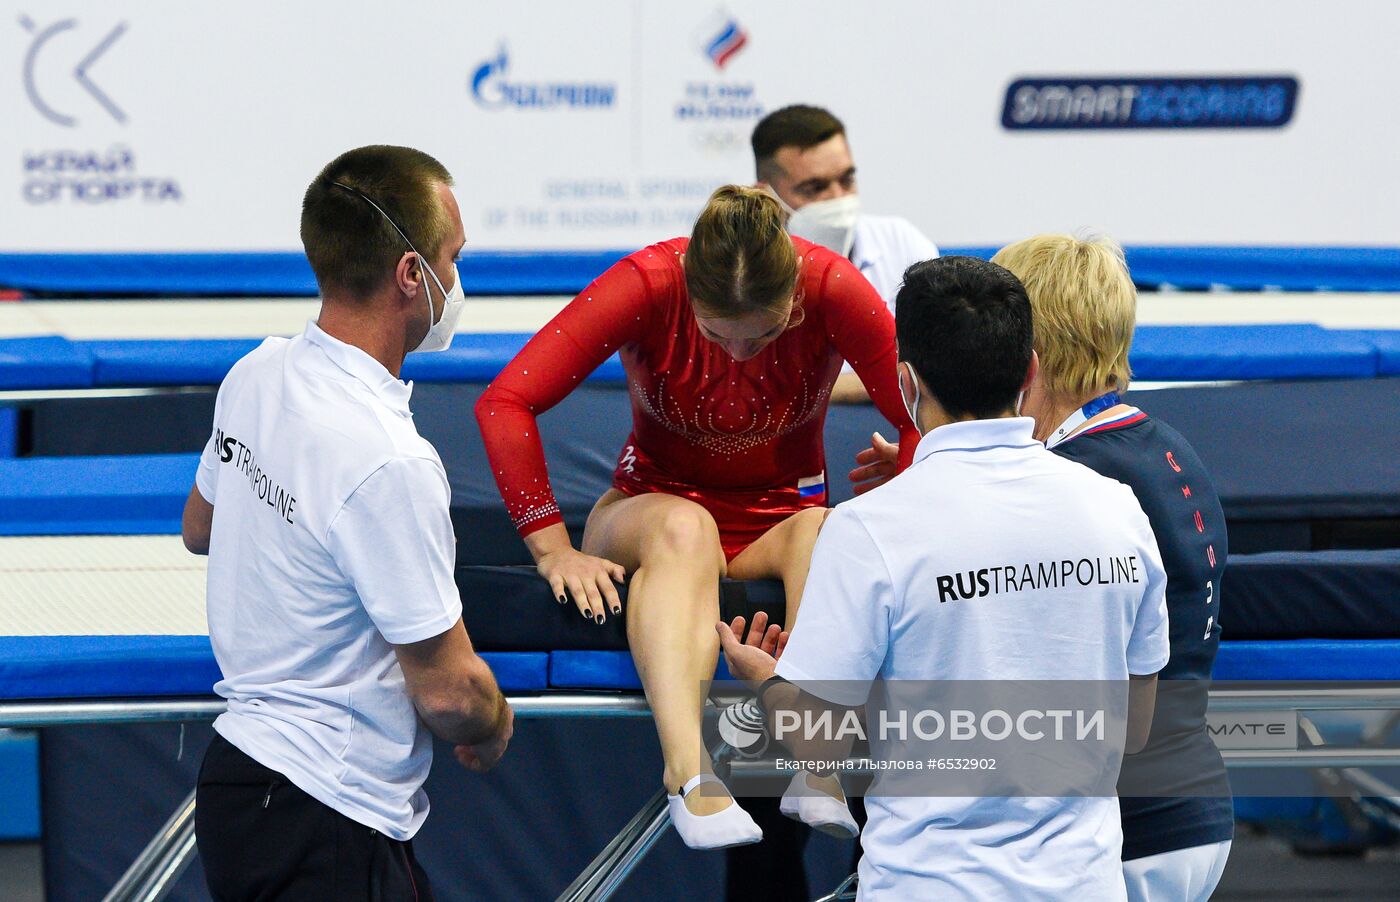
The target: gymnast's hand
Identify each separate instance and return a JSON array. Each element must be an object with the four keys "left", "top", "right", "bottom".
[
  {"left": 849, "top": 432, "right": 900, "bottom": 495},
  {"left": 535, "top": 544, "right": 627, "bottom": 625},
  {"left": 716, "top": 612, "right": 788, "bottom": 688}
]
